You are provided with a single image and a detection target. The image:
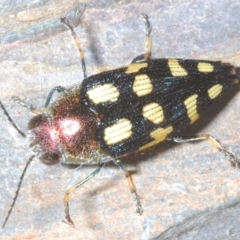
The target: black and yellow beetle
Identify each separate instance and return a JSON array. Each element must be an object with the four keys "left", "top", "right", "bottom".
[{"left": 1, "top": 13, "right": 240, "bottom": 227}]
